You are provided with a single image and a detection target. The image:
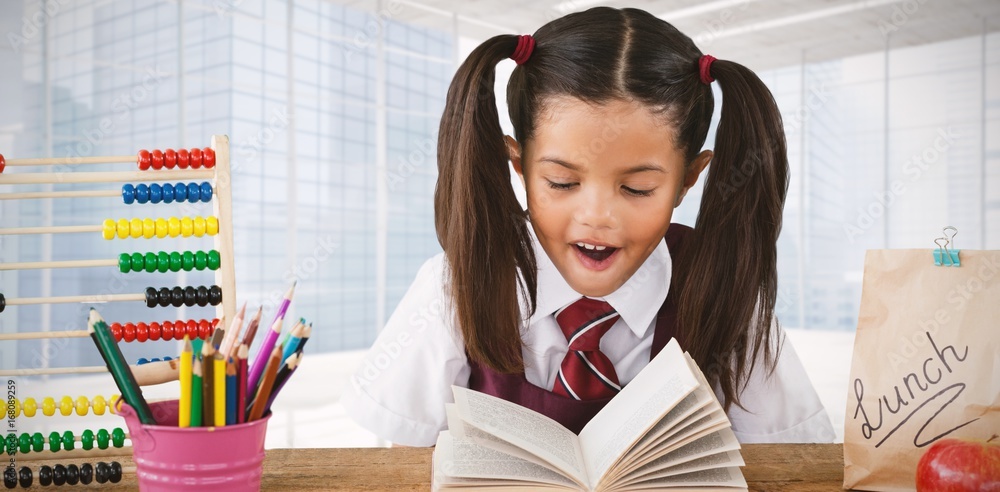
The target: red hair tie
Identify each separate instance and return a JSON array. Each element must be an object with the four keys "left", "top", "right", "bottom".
[
  {"left": 511, "top": 35, "right": 535, "bottom": 65},
  {"left": 699, "top": 54, "right": 717, "bottom": 84}
]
